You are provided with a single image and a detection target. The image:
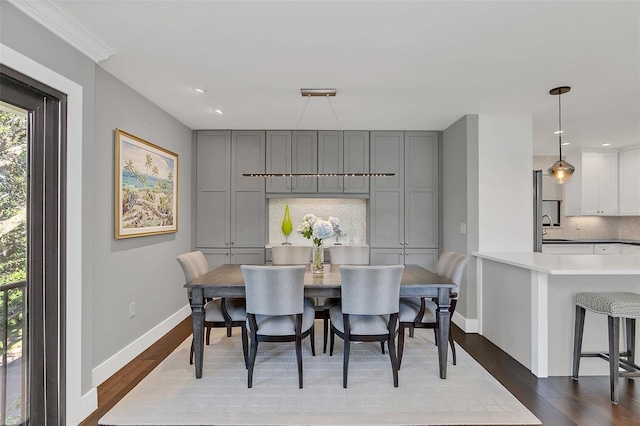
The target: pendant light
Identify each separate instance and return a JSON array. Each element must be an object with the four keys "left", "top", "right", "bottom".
[{"left": 547, "top": 86, "right": 575, "bottom": 184}]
